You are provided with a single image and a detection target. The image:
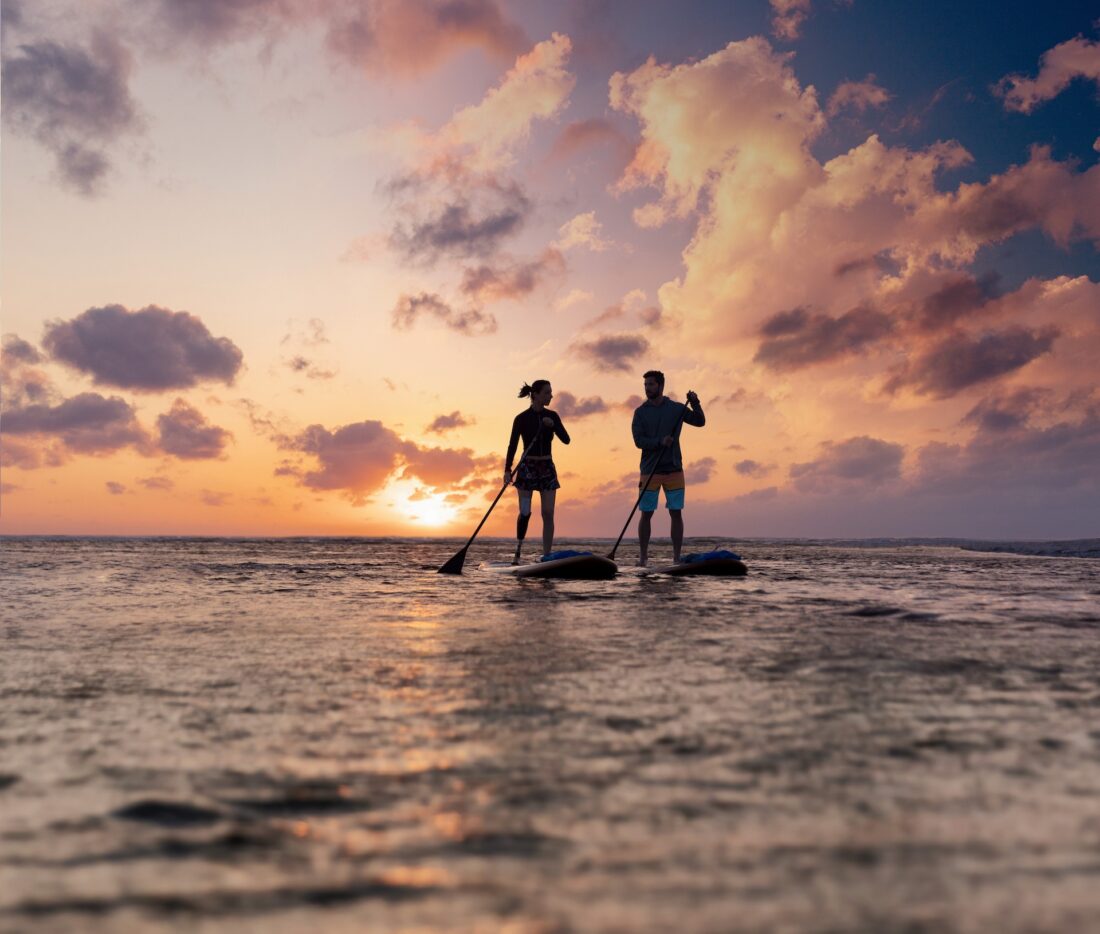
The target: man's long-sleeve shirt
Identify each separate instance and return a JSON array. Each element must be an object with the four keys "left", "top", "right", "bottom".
[{"left": 631, "top": 398, "right": 705, "bottom": 474}]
